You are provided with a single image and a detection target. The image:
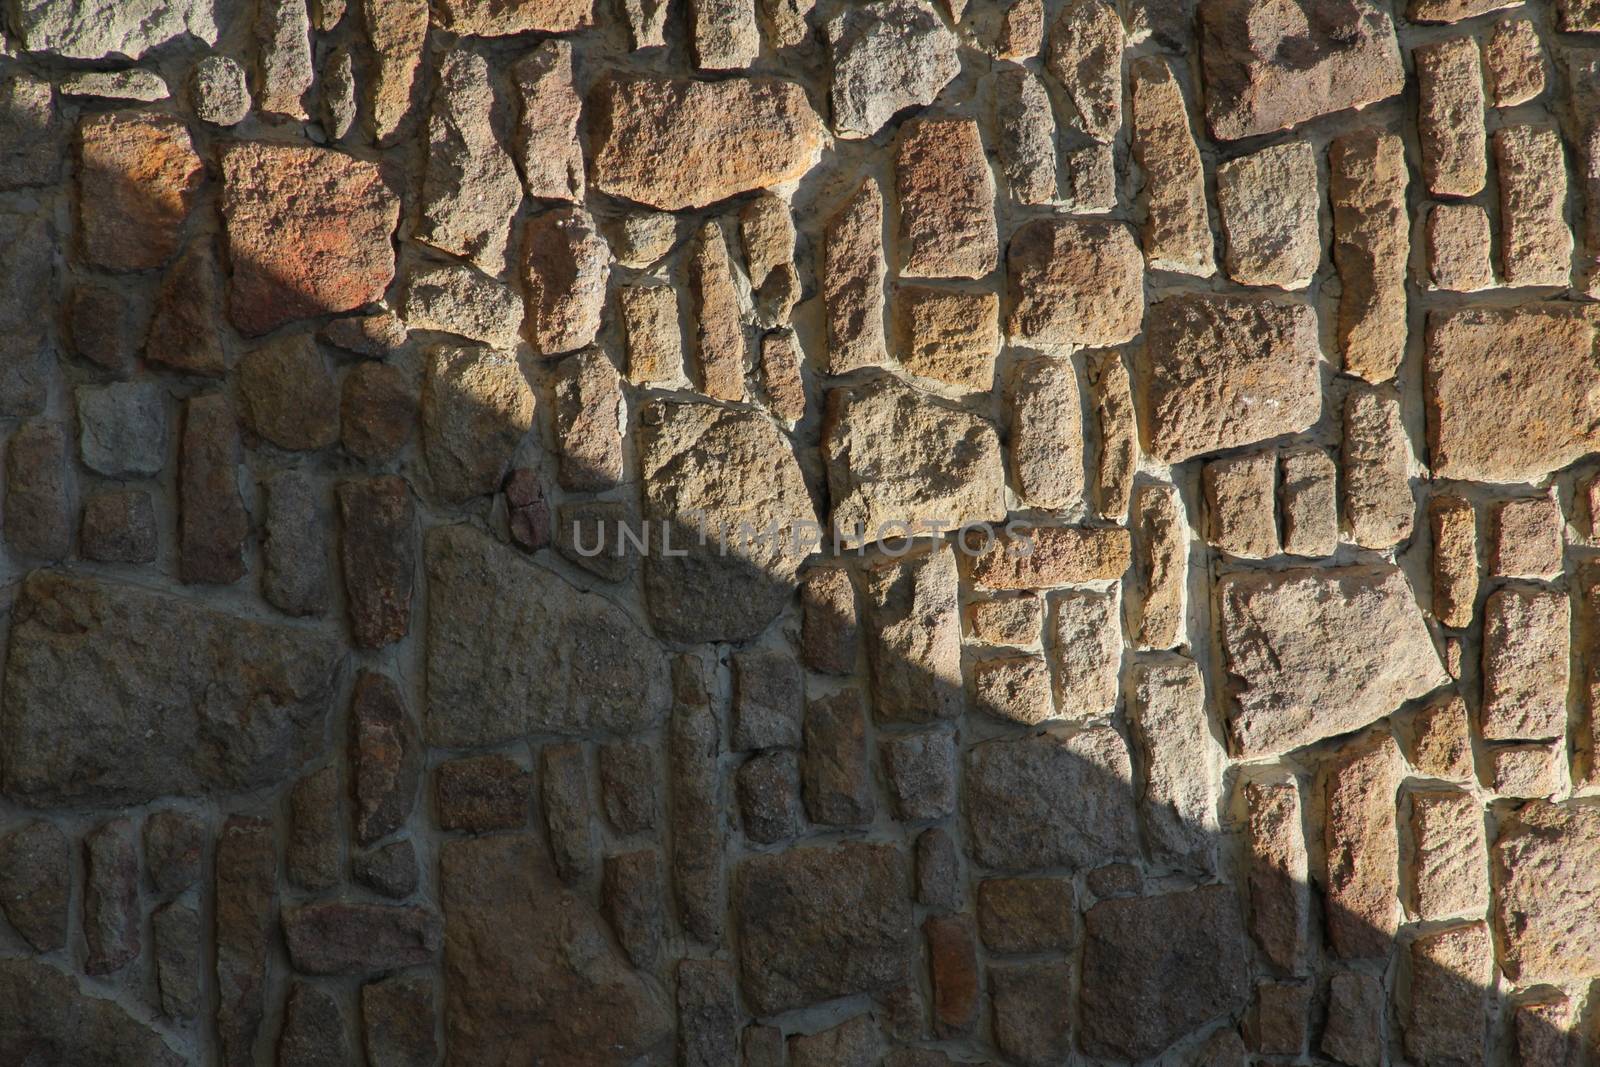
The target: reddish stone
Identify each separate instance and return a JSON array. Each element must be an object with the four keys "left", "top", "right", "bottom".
[
  {"left": 337, "top": 476, "right": 415, "bottom": 649},
  {"left": 352, "top": 671, "right": 421, "bottom": 845},
  {"left": 77, "top": 111, "right": 202, "bottom": 271},
  {"left": 282, "top": 902, "right": 441, "bottom": 974}
]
